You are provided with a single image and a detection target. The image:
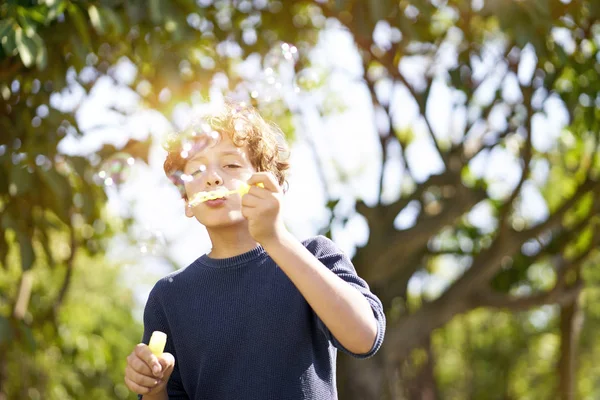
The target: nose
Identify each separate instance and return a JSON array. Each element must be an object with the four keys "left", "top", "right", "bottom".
[{"left": 203, "top": 169, "right": 222, "bottom": 187}]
